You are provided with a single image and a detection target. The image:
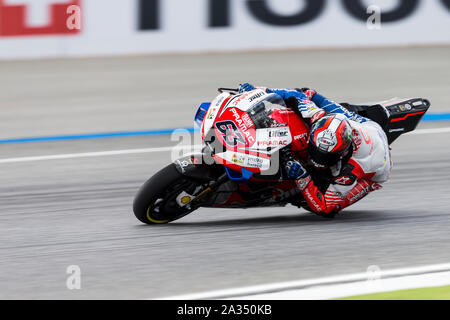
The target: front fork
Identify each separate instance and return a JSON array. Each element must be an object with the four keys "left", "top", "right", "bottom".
[
  {"left": 173, "top": 153, "right": 229, "bottom": 208},
  {"left": 189, "top": 173, "right": 229, "bottom": 206}
]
